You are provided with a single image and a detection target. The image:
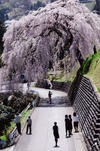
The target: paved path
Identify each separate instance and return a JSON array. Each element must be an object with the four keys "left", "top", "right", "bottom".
[{"left": 13, "top": 87, "right": 87, "bottom": 151}]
